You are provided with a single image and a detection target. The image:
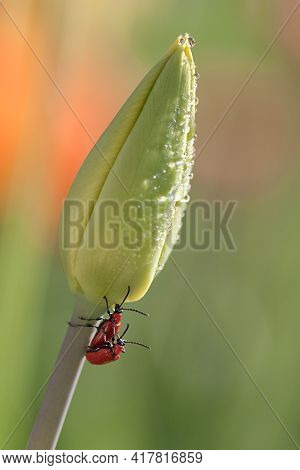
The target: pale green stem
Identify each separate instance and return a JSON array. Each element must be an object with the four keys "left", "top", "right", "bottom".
[{"left": 27, "top": 301, "right": 99, "bottom": 450}]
